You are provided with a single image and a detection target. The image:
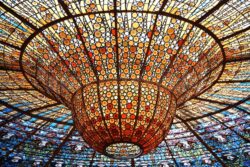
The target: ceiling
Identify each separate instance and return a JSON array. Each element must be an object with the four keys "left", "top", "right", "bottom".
[{"left": 0, "top": 0, "right": 249, "bottom": 166}]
